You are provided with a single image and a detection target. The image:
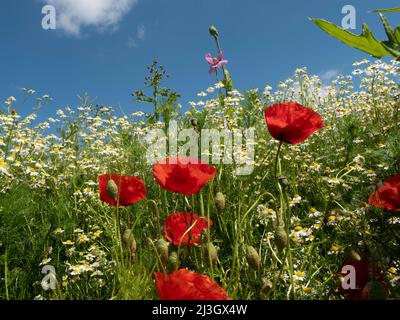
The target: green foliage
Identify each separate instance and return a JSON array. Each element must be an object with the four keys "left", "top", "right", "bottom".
[
  {"left": 311, "top": 10, "right": 400, "bottom": 59},
  {"left": 310, "top": 19, "right": 390, "bottom": 58},
  {"left": 132, "top": 60, "right": 180, "bottom": 124}
]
